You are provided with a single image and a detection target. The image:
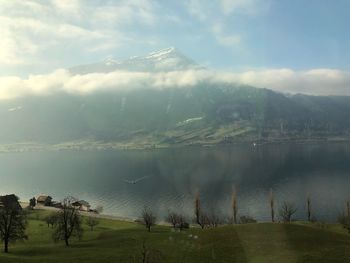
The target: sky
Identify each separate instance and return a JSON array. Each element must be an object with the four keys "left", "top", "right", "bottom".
[{"left": 1, "top": 0, "right": 350, "bottom": 98}]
